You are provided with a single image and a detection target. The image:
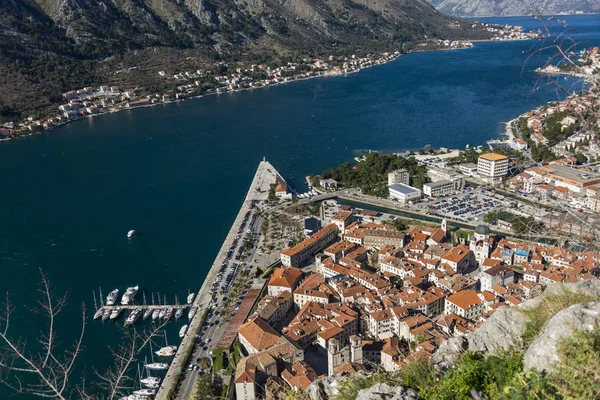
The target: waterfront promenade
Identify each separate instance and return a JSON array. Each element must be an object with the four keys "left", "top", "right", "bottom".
[{"left": 156, "top": 160, "right": 281, "bottom": 400}]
